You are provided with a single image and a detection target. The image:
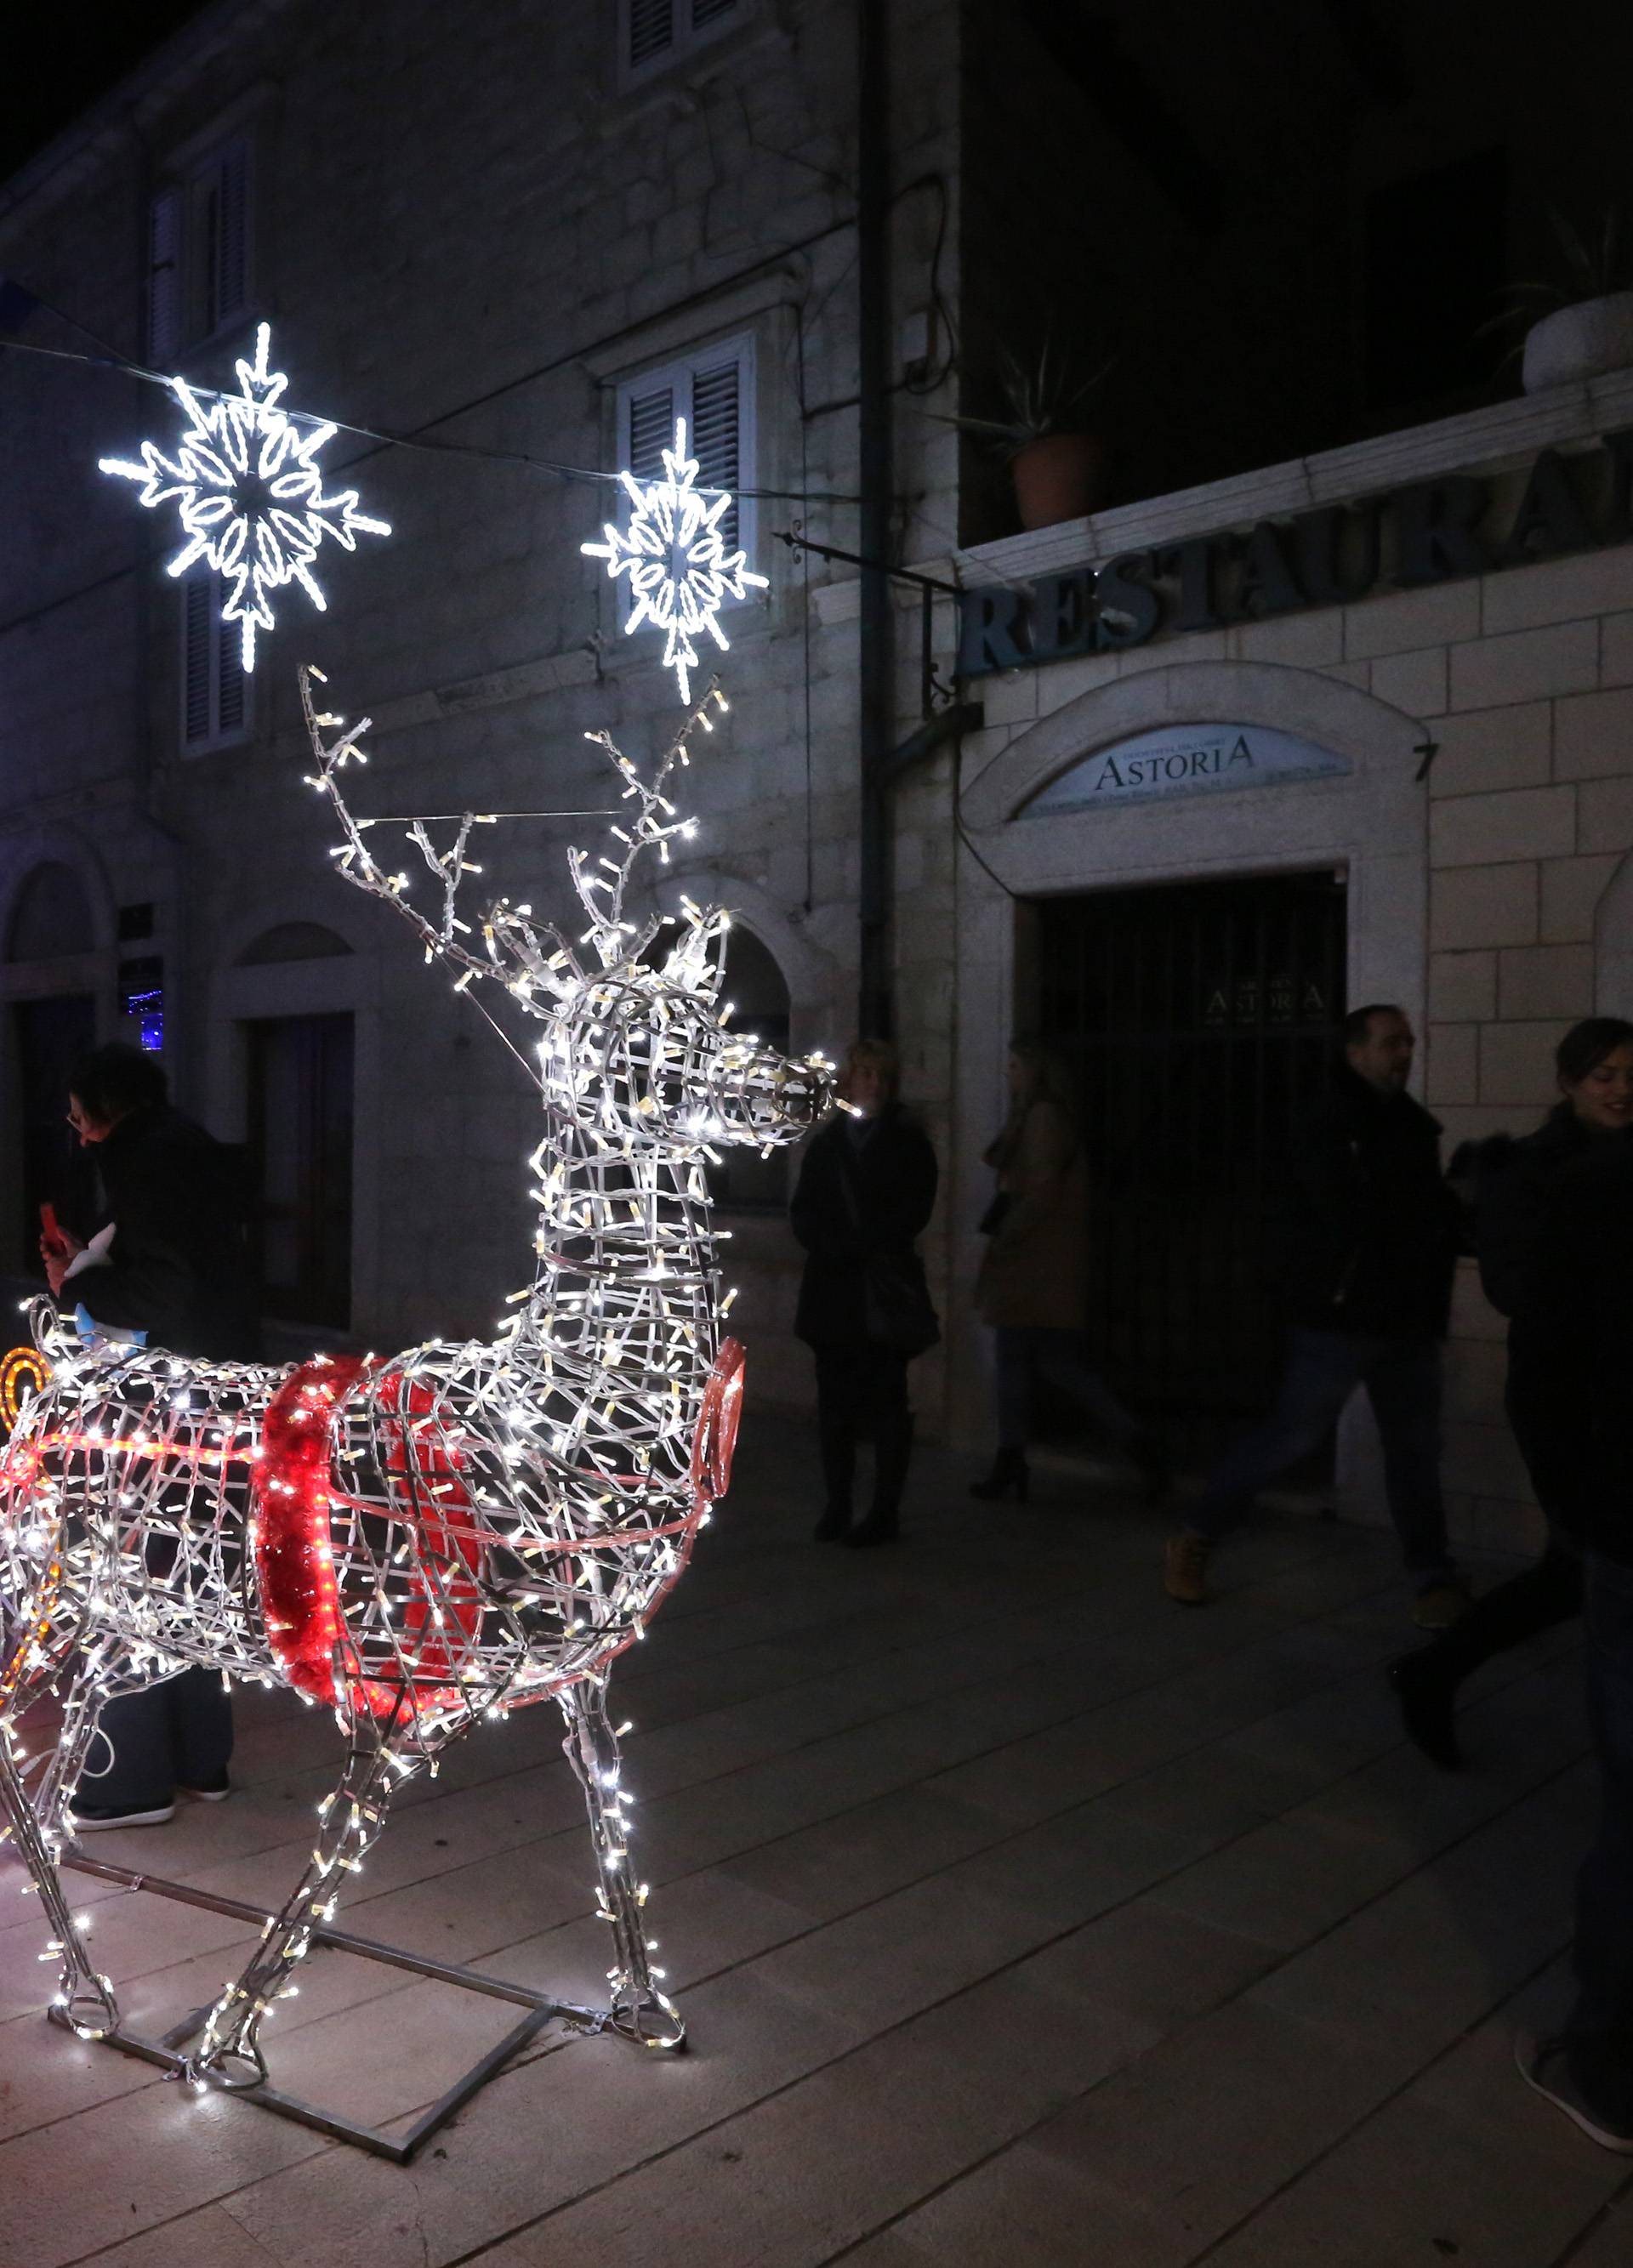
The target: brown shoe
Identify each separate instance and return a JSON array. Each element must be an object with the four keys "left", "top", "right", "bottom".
[
  {"left": 1412, "top": 1583, "right": 1471, "bottom": 1632},
  {"left": 1164, "top": 1532, "right": 1211, "bottom": 1605}
]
